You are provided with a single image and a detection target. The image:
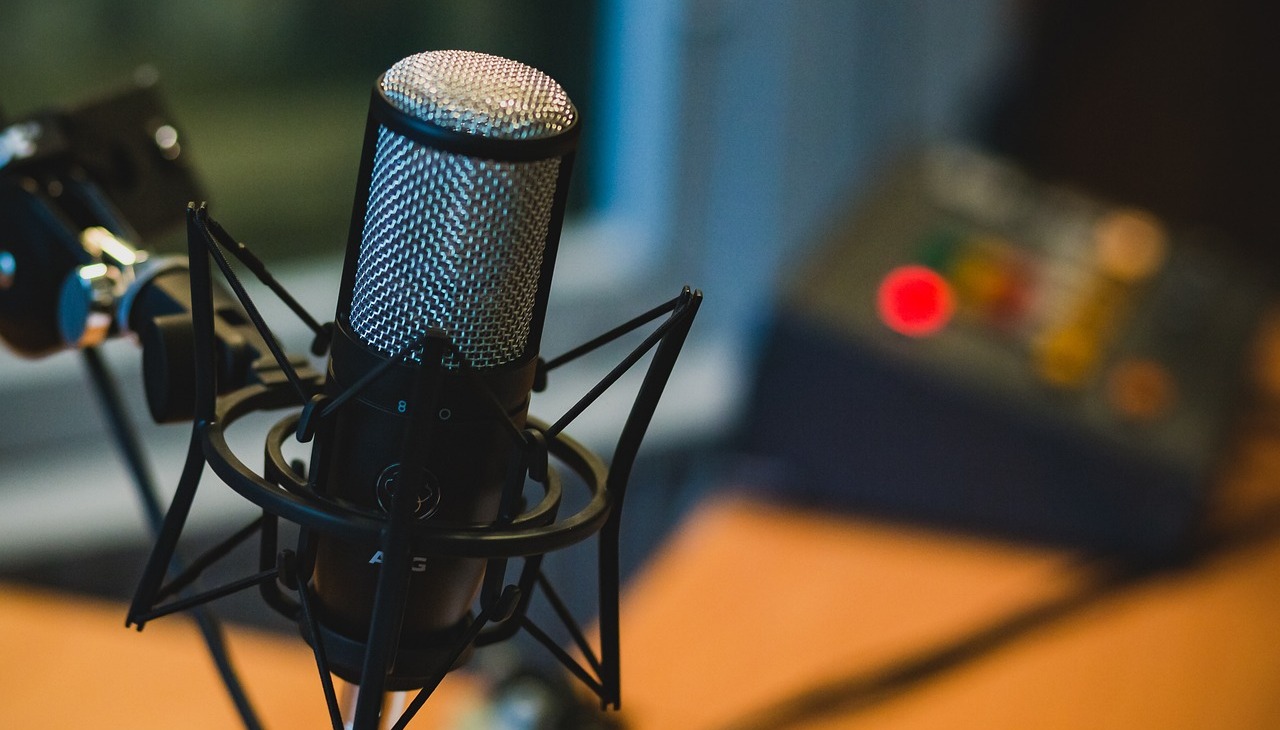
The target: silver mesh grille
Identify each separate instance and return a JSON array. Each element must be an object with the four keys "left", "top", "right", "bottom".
[
  {"left": 381, "top": 50, "right": 576, "bottom": 140},
  {"left": 348, "top": 51, "right": 571, "bottom": 368}
]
